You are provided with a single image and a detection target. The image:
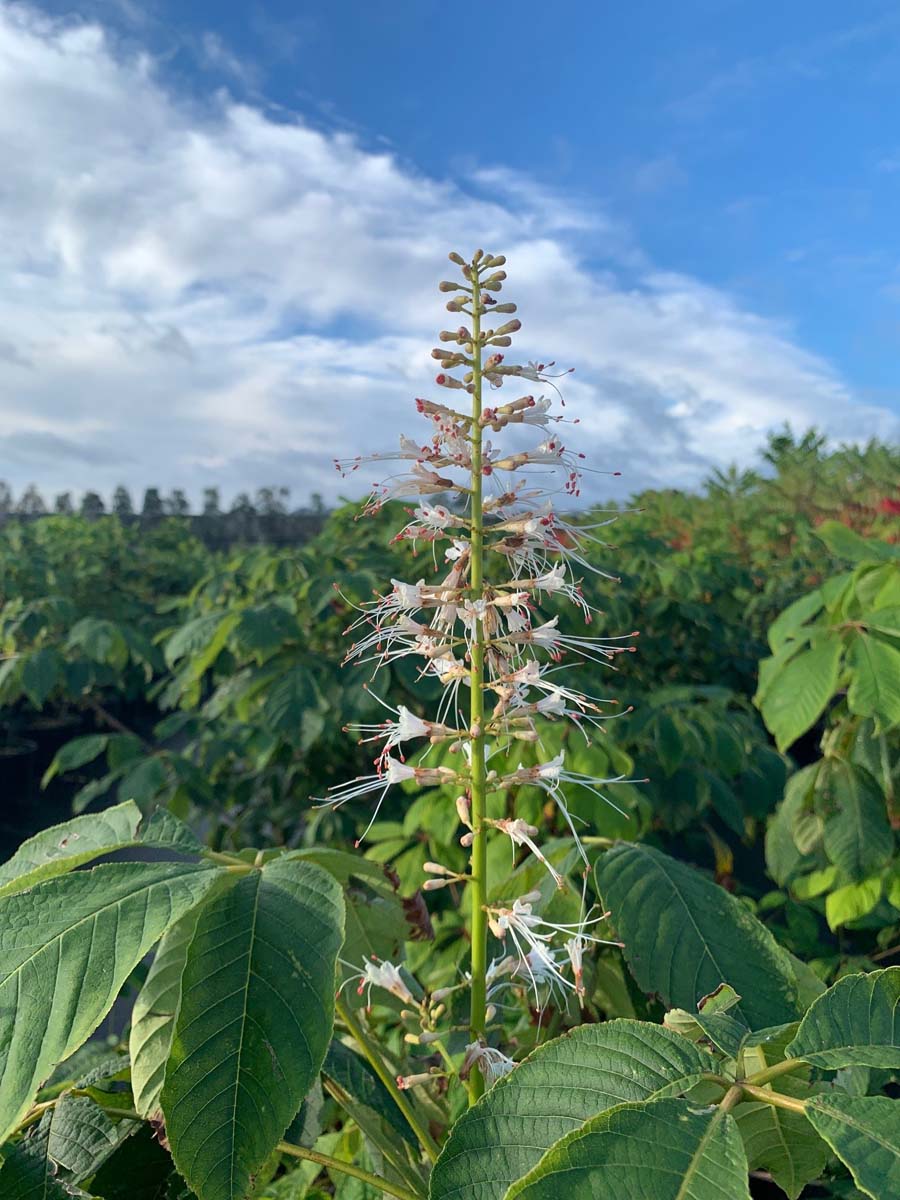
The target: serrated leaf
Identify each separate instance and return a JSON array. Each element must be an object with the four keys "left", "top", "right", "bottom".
[
  {"left": 505, "top": 1096, "right": 751, "bottom": 1199},
  {"left": 766, "top": 766, "right": 820, "bottom": 887},
  {"left": 429, "top": 1019, "right": 714, "bottom": 1200},
  {"left": 0, "top": 1119, "right": 90, "bottom": 1199},
  {"left": 735, "top": 1078, "right": 831, "bottom": 1200},
  {"left": 0, "top": 861, "right": 221, "bottom": 1145},
  {"left": 66, "top": 619, "right": 128, "bottom": 670},
  {"left": 787, "top": 968, "right": 900, "bottom": 1069},
  {"left": 847, "top": 635, "right": 900, "bottom": 730},
  {"left": 161, "top": 858, "right": 344, "bottom": 1200},
  {"left": 821, "top": 763, "right": 893, "bottom": 881},
  {"left": 757, "top": 636, "right": 843, "bottom": 752},
  {"left": 806, "top": 1094, "right": 900, "bottom": 1200},
  {"left": 0, "top": 801, "right": 141, "bottom": 899},
  {"left": 596, "top": 843, "right": 799, "bottom": 1028},
  {"left": 45, "top": 1095, "right": 137, "bottom": 1181},
  {"left": 130, "top": 909, "right": 201, "bottom": 1119},
  {"left": 138, "top": 808, "right": 204, "bottom": 856}
]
